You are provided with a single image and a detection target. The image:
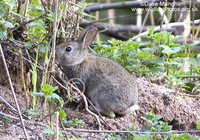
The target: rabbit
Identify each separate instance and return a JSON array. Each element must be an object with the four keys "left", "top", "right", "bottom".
[{"left": 56, "top": 26, "right": 139, "bottom": 118}]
